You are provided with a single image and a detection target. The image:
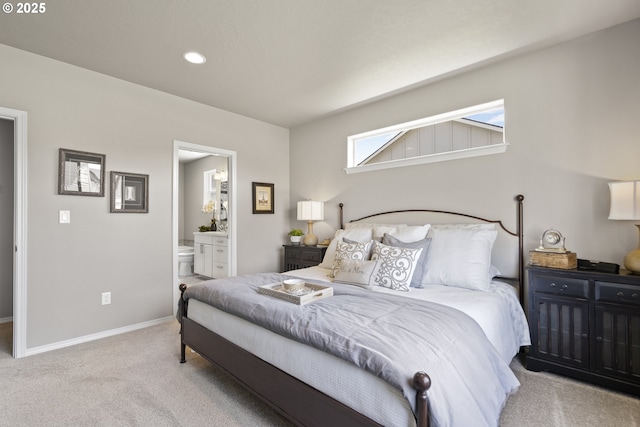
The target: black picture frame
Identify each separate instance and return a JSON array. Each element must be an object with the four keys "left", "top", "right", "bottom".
[
  {"left": 252, "top": 182, "right": 274, "bottom": 214},
  {"left": 110, "top": 171, "right": 149, "bottom": 213},
  {"left": 58, "top": 148, "right": 106, "bottom": 196}
]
